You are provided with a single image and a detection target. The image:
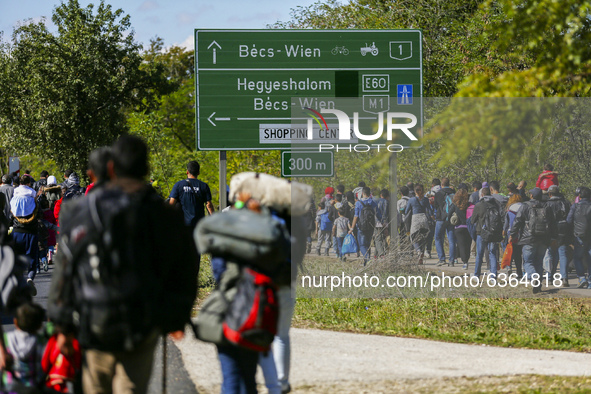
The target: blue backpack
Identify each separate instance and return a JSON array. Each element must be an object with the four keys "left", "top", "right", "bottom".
[
  {"left": 444, "top": 193, "right": 455, "bottom": 221},
  {"left": 320, "top": 211, "right": 333, "bottom": 231}
]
